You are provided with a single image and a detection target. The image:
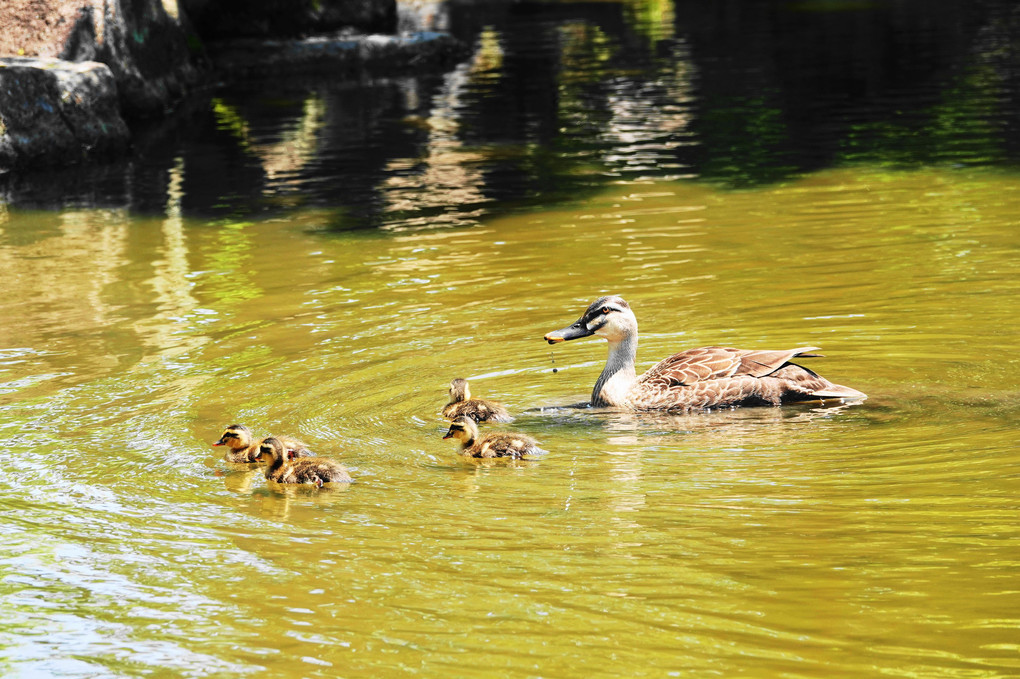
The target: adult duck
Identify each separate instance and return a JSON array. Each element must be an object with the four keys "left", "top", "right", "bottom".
[{"left": 544, "top": 295, "right": 866, "bottom": 411}]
